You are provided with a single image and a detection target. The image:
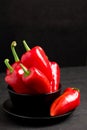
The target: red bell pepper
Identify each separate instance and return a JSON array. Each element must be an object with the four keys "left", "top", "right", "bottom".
[
  {"left": 50, "top": 61, "right": 60, "bottom": 92},
  {"left": 20, "top": 63, "right": 51, "bottom": 94},
  {"left": 4, "top": 42, "right": 27, "bottom": 94},
  {"left": 4, "top": 59, "right": 31, "bottom": 94},
  {"left": 21, "top": 40, "right": 53, "bottom": 84},
  {"left": 50, "top": 87, "right": 80, "bottom": 116}
]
